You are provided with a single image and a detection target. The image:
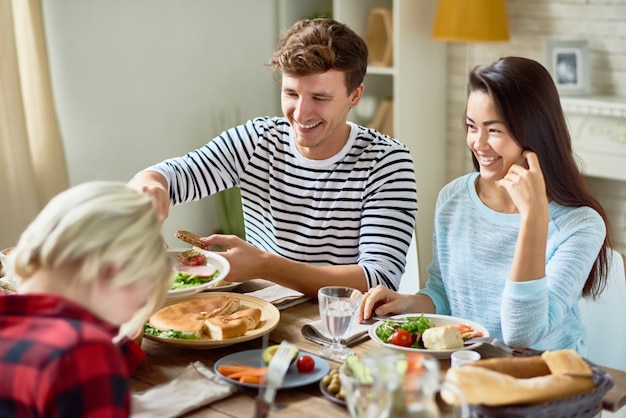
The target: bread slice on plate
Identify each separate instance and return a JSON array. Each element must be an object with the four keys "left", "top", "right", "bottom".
[{"left": 202, "top": 308, "right": 262, "bottom": 340}]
